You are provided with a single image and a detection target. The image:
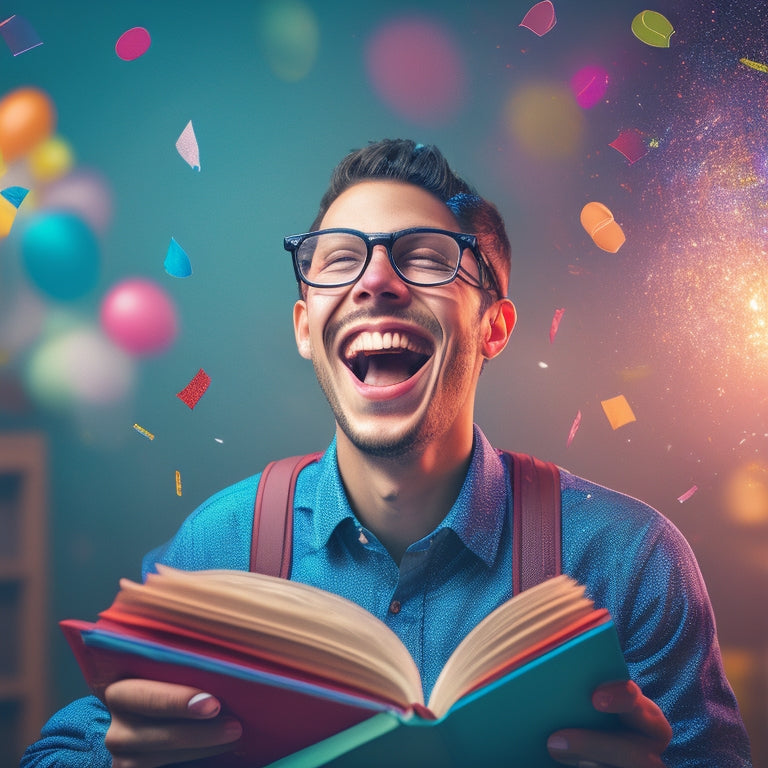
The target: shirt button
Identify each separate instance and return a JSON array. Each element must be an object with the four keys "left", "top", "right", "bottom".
[{"left": 389, "top": 600, "right": 401, "bottom": 615}]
